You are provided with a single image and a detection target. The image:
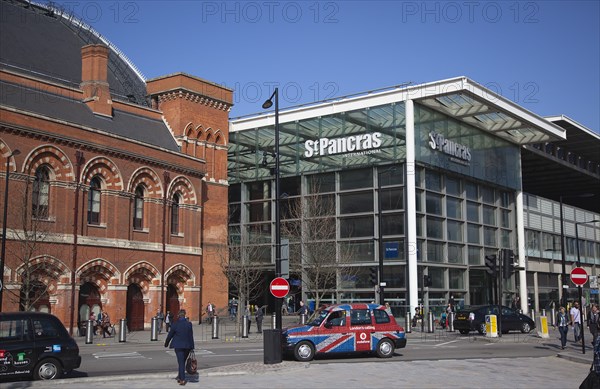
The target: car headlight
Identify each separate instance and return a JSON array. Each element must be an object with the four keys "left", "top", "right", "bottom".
[{"left": 468, "top": 313, "right": 475, "bottom": 321}]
